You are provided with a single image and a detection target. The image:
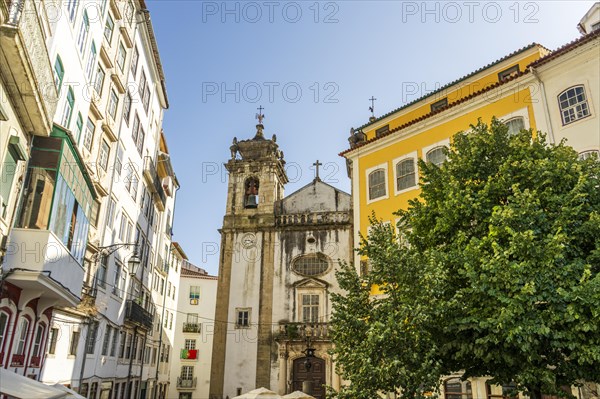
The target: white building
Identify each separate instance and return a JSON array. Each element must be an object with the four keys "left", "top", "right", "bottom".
[
  {"left": 167, "top": 254, "right": 217, "bottom": 399},
  {"left": 0, "top": 1, "right": 181, "bottom": 398}
]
